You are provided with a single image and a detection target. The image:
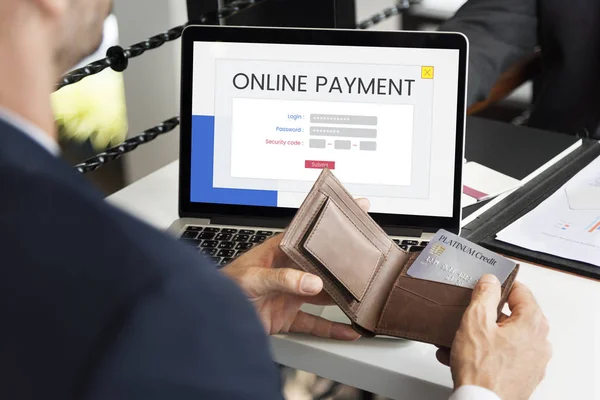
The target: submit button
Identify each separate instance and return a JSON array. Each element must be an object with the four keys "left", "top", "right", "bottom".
[{"left": 305, "top": 160, "right": 336, "bottom": 170}]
